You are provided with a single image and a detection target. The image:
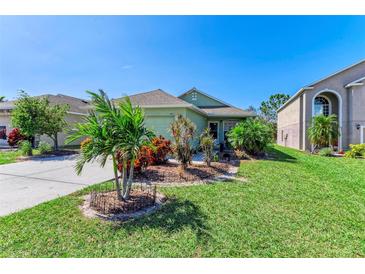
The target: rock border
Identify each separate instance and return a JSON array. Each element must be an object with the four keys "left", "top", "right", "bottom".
[{"left": 80, "top": 192, "right": 168, "bottom": 222}]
